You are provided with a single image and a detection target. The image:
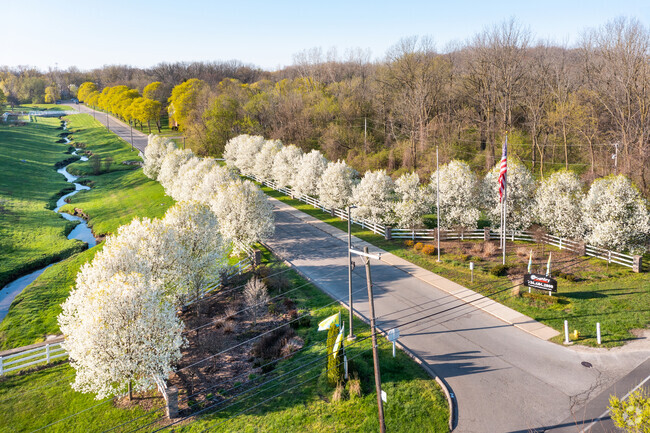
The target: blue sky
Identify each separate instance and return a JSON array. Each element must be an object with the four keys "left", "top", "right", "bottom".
[{"left": 4, "top": 0, "right": 649, "bottom": 71}]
